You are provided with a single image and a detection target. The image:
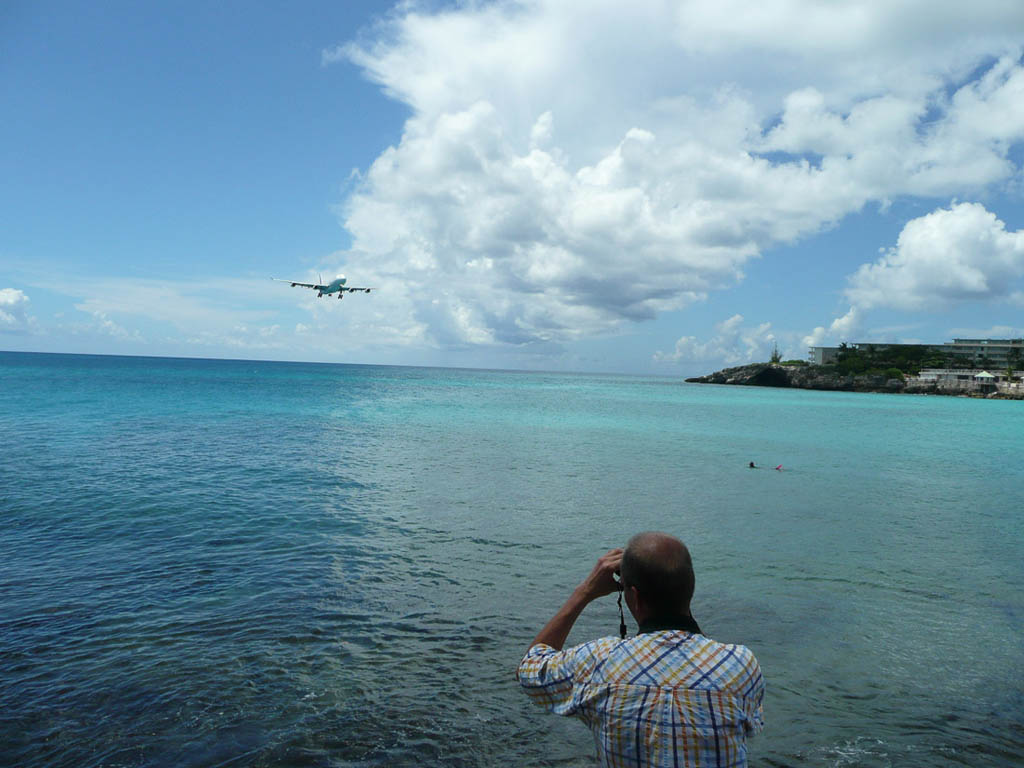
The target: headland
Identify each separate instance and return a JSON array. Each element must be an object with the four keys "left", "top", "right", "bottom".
[{"left": 685, "top": 361, "right": 1024, "bottom": 399}]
